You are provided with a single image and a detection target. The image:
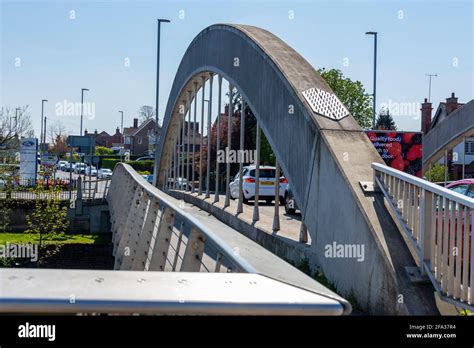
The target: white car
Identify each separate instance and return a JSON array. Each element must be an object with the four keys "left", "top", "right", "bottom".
[
  {"left": 85, "top": 166, "right": 98, "bottom": 176},
  {"left": 98, "top": 168, "right": 112, "bottom": 179},
  {"left": 229, "top": 165, "right": 288, "bottom": 204},
  {"left": 57, "top": 160, "right": 68, "bottom": 170},
  {"left": 74, "top": 163, "right": 87, "bottom": 174}
]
